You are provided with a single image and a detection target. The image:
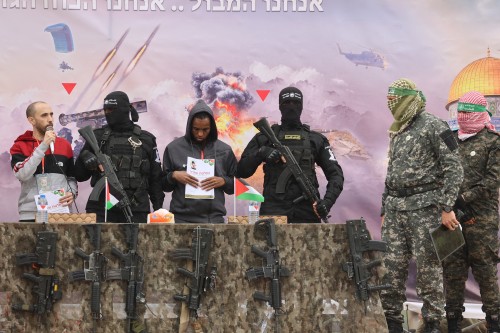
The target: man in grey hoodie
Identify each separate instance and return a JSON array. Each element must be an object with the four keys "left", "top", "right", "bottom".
[{"left": 162, "top": 99, "right": 237, "bottom": 223}]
